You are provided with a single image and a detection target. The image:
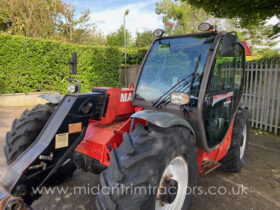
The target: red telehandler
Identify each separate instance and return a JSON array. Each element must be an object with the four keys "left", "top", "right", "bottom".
[{"left": 0, "top": 23, "right": 249, "bottom": 210}]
